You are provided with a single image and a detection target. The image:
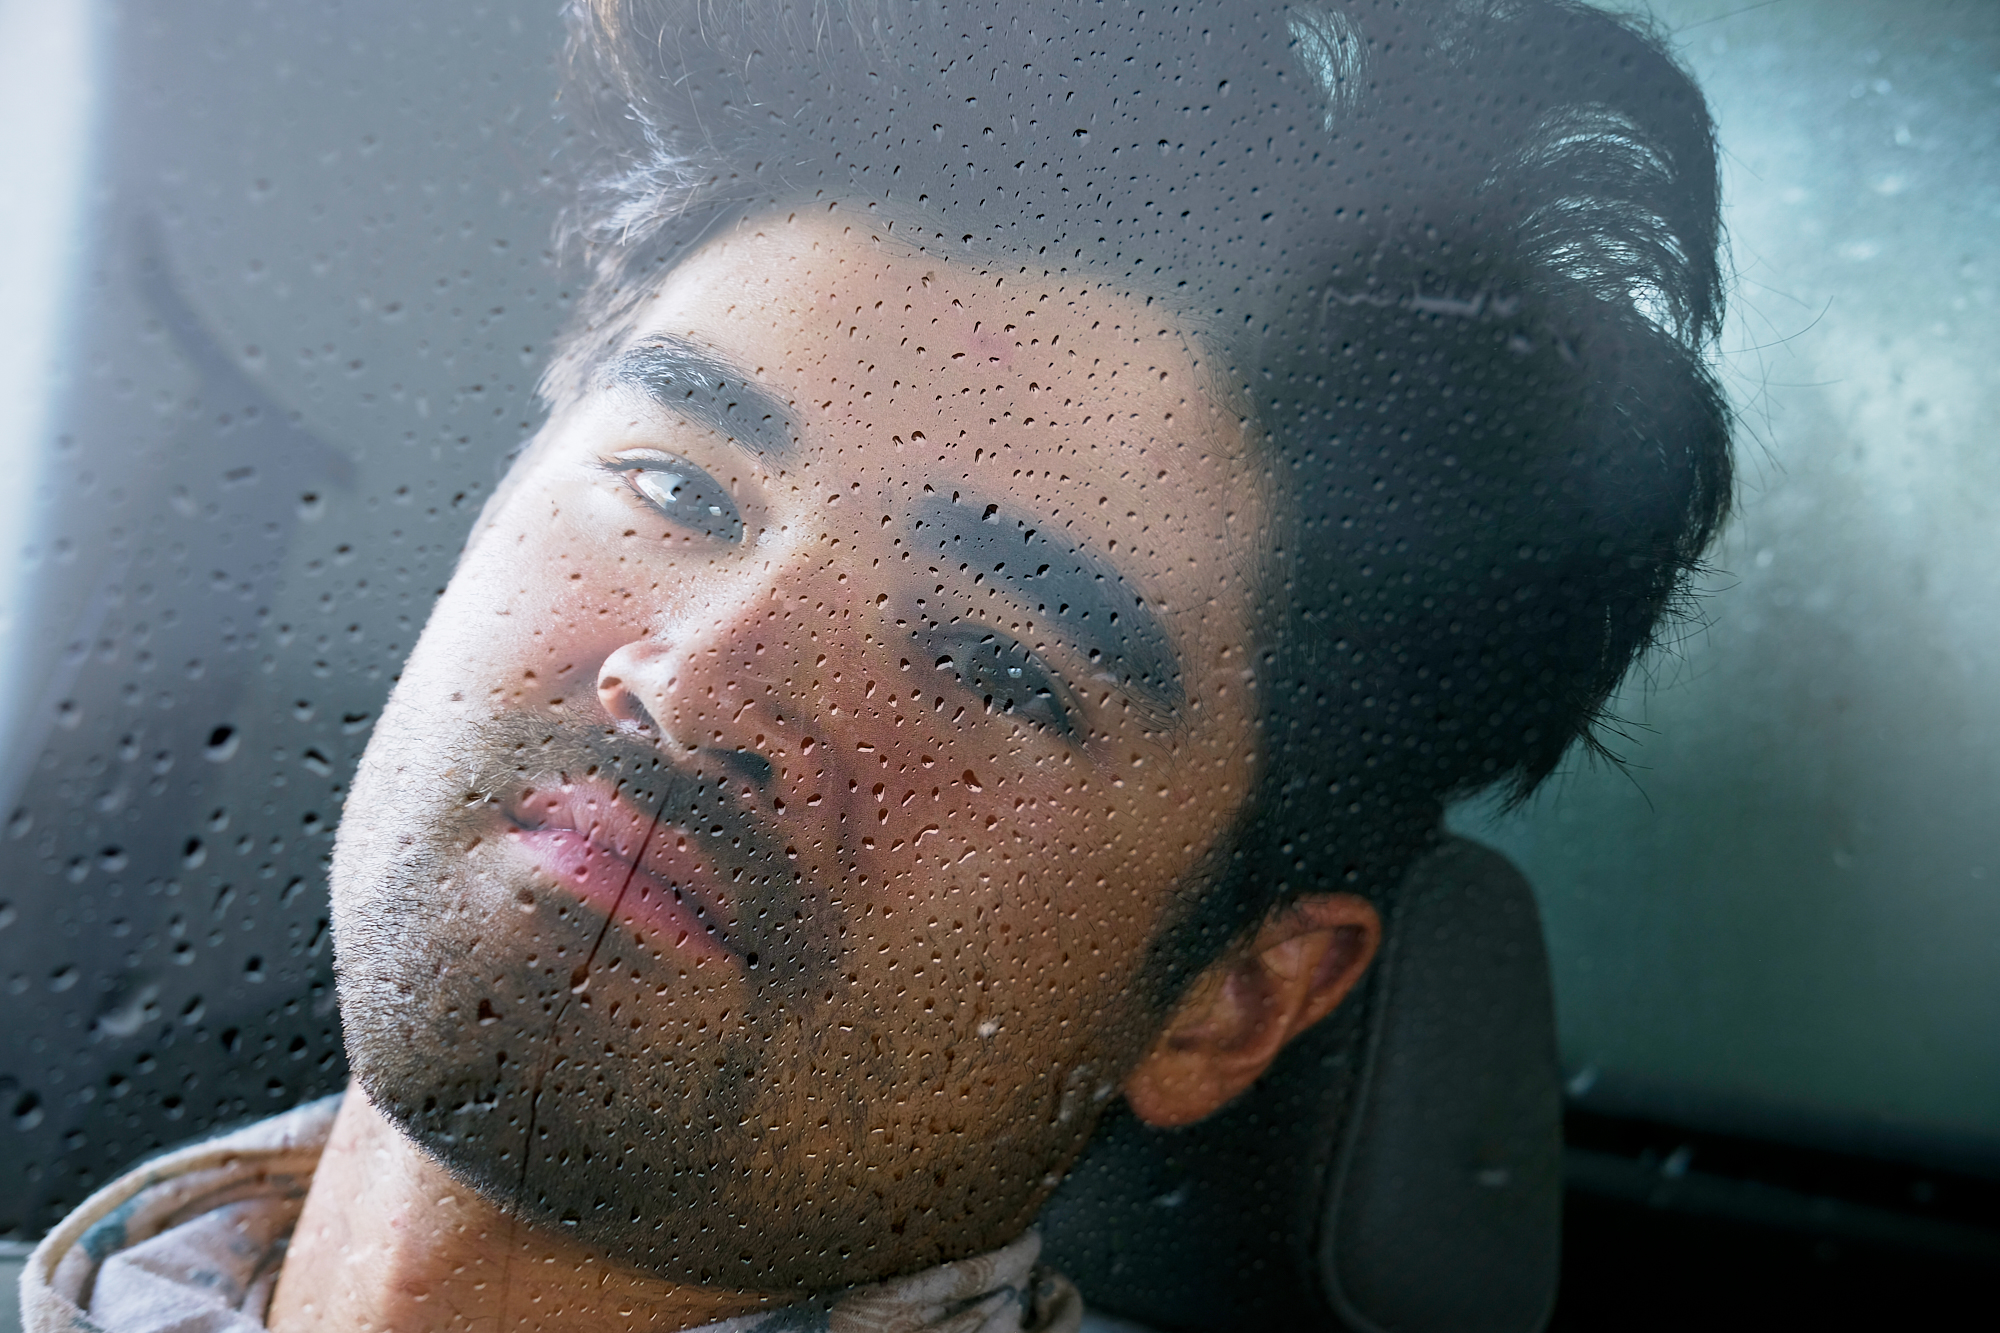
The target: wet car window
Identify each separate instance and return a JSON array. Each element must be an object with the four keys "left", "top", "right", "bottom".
[{"left": 2, "top": 2, "right": 1994, "bottom": 1329}]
